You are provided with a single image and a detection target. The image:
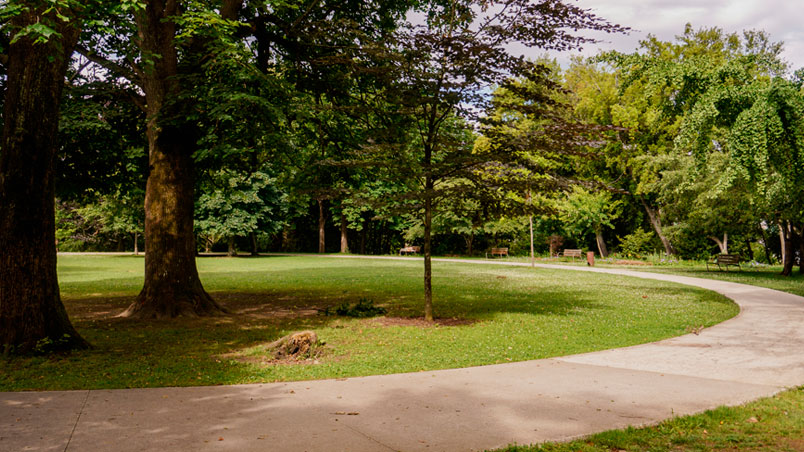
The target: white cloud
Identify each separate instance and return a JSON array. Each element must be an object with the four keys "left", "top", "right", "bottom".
[{"left": 548, "top": 0, "right": 804, "bottom": 71}]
